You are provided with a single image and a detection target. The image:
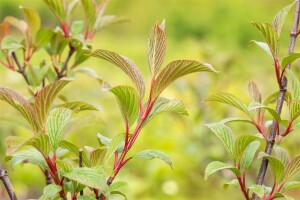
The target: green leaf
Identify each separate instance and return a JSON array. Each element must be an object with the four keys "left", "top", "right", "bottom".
[
  {"left": 89, "top": 49, "right": 145, "bottom": 99},
  {"left": 240, "top": 141, "right": 260, "bottom": 169},
  {"left": 8, "top": 148, "right": 48, "bottom": 169},
  {"left": 248, "top": 102, "right": 281, "bottom": 122},
  {"left": 58, "top": 101, "right": 102, "bottom": 112},
  {"left": 282, "top": 53, "right": 300, "bottom": 68},
  {"left": 97, "top": 133, "right": 124, "bottom": 154},
  {"left": 46, "top": 108, "right": 72, "bottom": 151},
  {"left": 34, "top": 78, "right": 73, "bottom": 132},
  {"left": 21, "top": 6, "right": 41, "bottom": 41},
  {"left": 274, "top": 193, "right": 295, "bottom": 200},
  {"left": 81, "top": 0, "right": 97, "bottom": 28},
  {"left": 59, "top": 140, "right": 90, "bottom": 167},
  {"left": 74, "top": 67, "right": 103, "bottom": 84},
  {"left": 1, "top": 36, "right": 23, "bottom": 52},
  {"left": 283, "top": 155, "right": 300, "bottom": 182},
  {"left": 249, "top": 40, "right": 273, "bottom": 59},
  {"left": 5, "top": 136, "right": 27, "bottom": 156},
  {"left": 35, "top": 29, "right": 54, "bottom": 48},
  {"left": 248, "top": 81, "right": 262, "bottom": 117},
  {"left": 148, "top": 22, "right": 166, "bottom": 76},
  {"left": 206, "top": 93, "right": 252, "bottom": 117},
  {"left": 110, "top": 181, "right": 127, "bottom": 192},
  {"left": 144, "top": 97, "right": 188, "bottom": 126},
  {"left": 223, "top": 179, "right": 239, "bottom": 190},
  {"left": 220, "top": 117, "right": 253, "bottom": 124},
  {"left": 132, "top": 149, "right": 173, "bottom": 169},
  {"left": 274, "top": 146, "right": 290, "bottom": 166},
  {"left": 263, "top": 91, "right": 292, "bottom": 106},
  {"left": 285, "top": 69, "right": 300, "bottom": 101},
  {"left": 0, "top": 87, "right": 37, "bottom": 133},
  {"left": 90, "top": 149, "right": 106, "bottom": 167},
  {"left": 289, "top": 100, "right": 300, "bottom": 120},
  {"left": 205, "top": 123, "right": 235, "bottom": 160},
  {"left": 56, "top": 160, "right": 72, "bottom": 172},
  {"left": 40, "top": 184, "right": 62, "bottom": 200},
  {"left": 63, "top": 167, "right": 108, "bottom": 192},
  {"left": 46, "top": 31, "right": 69, "bottom": 55},
  {"left": 248, "top": 185, "right": 265, "bottom": 198},
  {"left": 204, "top": 161, "right": 240, "bottom": 180},
  {"left": 95, "top": 15, "right": 129, "bottom": 32},
  {"left": 234, "top": 135, "right": 258, "bottom": 165},
  {"left": 258, "top": 152, "right": 284, "bottom": 182},
  {"left": 251, "top": 22, "right": 278, "bottom": 55},
  {"left": 272, "top": 2, "right": 295, "bottom": 38},
  {"left": 109, "top": 86, "right": 139, "bottom": 127},
  {"left": 71, "top": 20, "right": 84, "bottom": 35},
  {"left": 26, "top": 134, "right": 50, "bottom": 156},
  {"left": 153, "top": 60, "right": 217, "bottom": 97},
  {"left": 77, "top": 196, "right": 97, "bottom": 200},
  {"left": 103, "top": 133, "right": 125, "bottom": 164},
  {"left": 282, "top": 181, "right": 300, "bottom": 192},
  {"left": 43, "top": 0, "right": 66, "bottom": 22}
]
